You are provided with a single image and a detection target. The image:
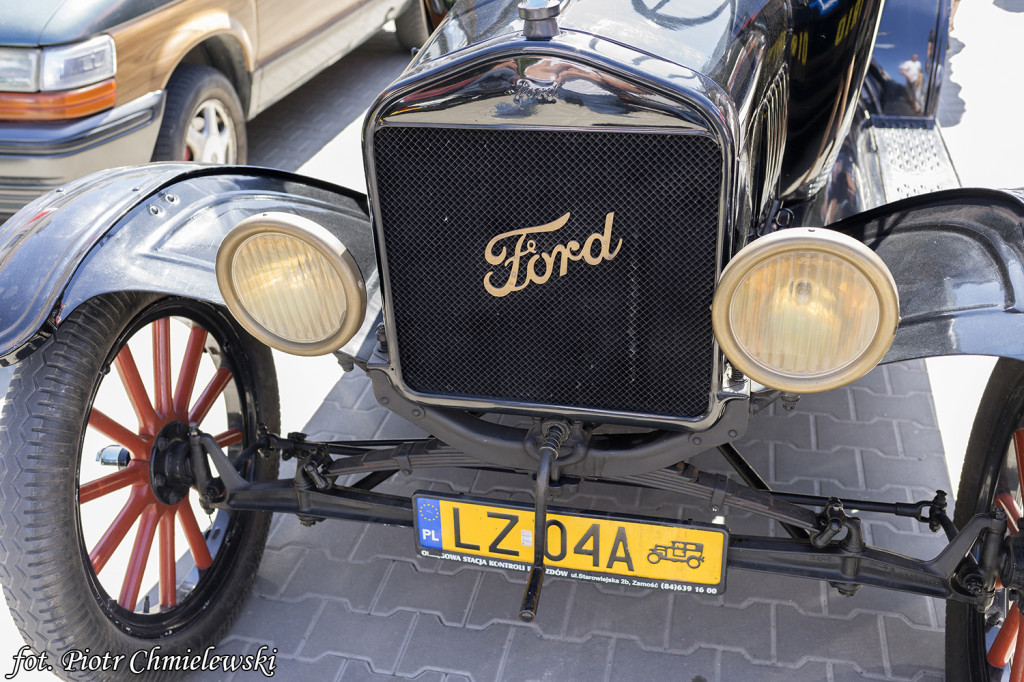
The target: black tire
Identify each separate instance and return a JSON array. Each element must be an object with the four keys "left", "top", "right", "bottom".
[
  {"left": 946, "top": 358, "right": 1024, "bottom": 680},
  {"left": 0, "top": 292, "right": 279, "bottom": 680},
  {"left": 152, "top": 64, "right": 247, "bottom": 164},
  {"left": 395, "top": 0, "right": 431, "bottom": 51}
]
